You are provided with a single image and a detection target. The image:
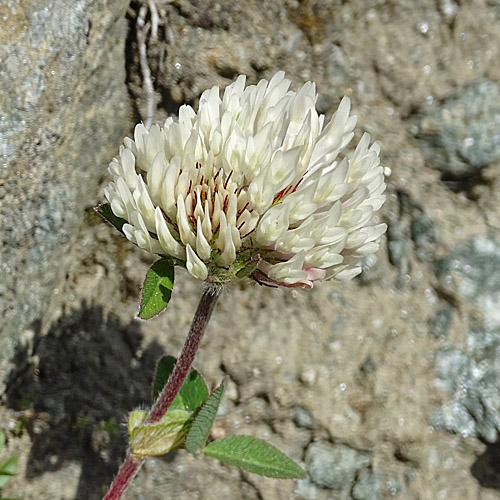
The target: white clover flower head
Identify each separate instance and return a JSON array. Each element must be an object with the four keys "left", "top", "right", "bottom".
[{"left": 105, "top": 72, "right": 387, "bottom": 288}]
